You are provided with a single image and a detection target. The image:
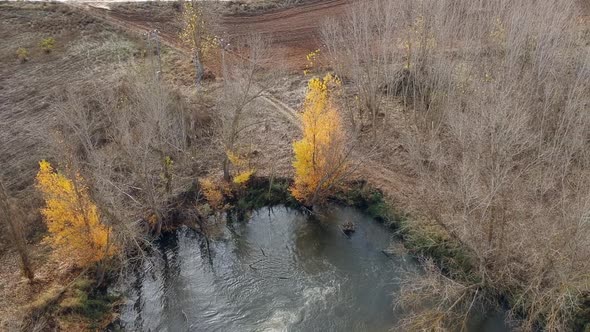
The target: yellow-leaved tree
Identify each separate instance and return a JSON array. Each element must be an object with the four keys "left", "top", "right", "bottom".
[
  {"left": 36, "top": 160, "right": 115, "bottom": 266},
  {"left": 179, "top": 0, "right": 217, "bottom": 86},
  {"left": 291, "top": 74, "right": 348, "bottom": 207}
]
